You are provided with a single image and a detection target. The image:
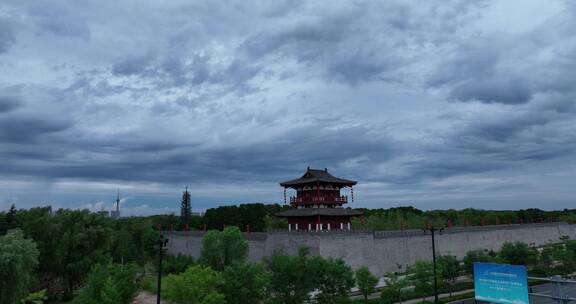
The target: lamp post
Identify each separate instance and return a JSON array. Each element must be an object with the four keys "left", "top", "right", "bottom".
[
  {"left": 423, "top": 225, "right": 444, "bottom": 304},
  {"left": 156, "top": 235, "right": 168, "bottom": 304}
]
